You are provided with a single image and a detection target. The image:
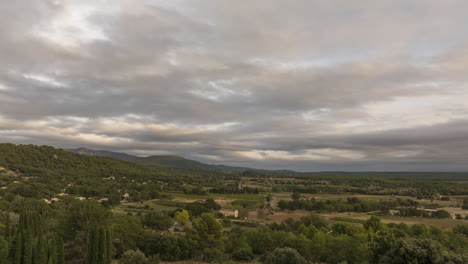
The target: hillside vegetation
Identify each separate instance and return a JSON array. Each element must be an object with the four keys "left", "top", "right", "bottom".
[{"left": 0, "top": 143, "right": 467, "bottom": 264}]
